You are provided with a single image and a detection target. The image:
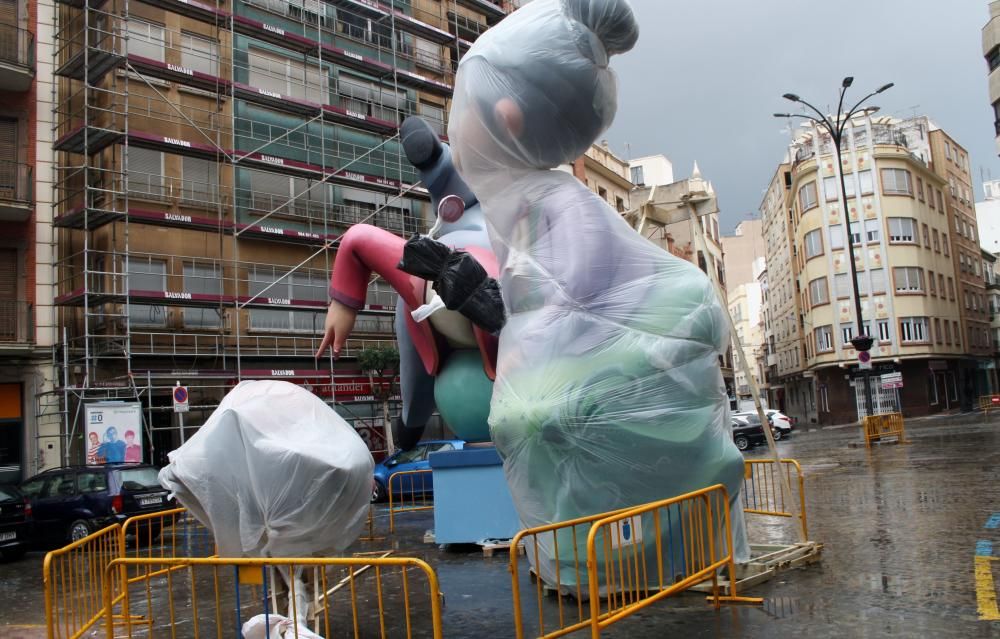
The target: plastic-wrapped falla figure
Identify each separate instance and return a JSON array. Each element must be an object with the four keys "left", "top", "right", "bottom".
[
  {"left": 317, "top": 116, "right": 499, "bottom": 448},
  {"left": 448, "top": 0, "right": 749, "bottom": 585}
]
